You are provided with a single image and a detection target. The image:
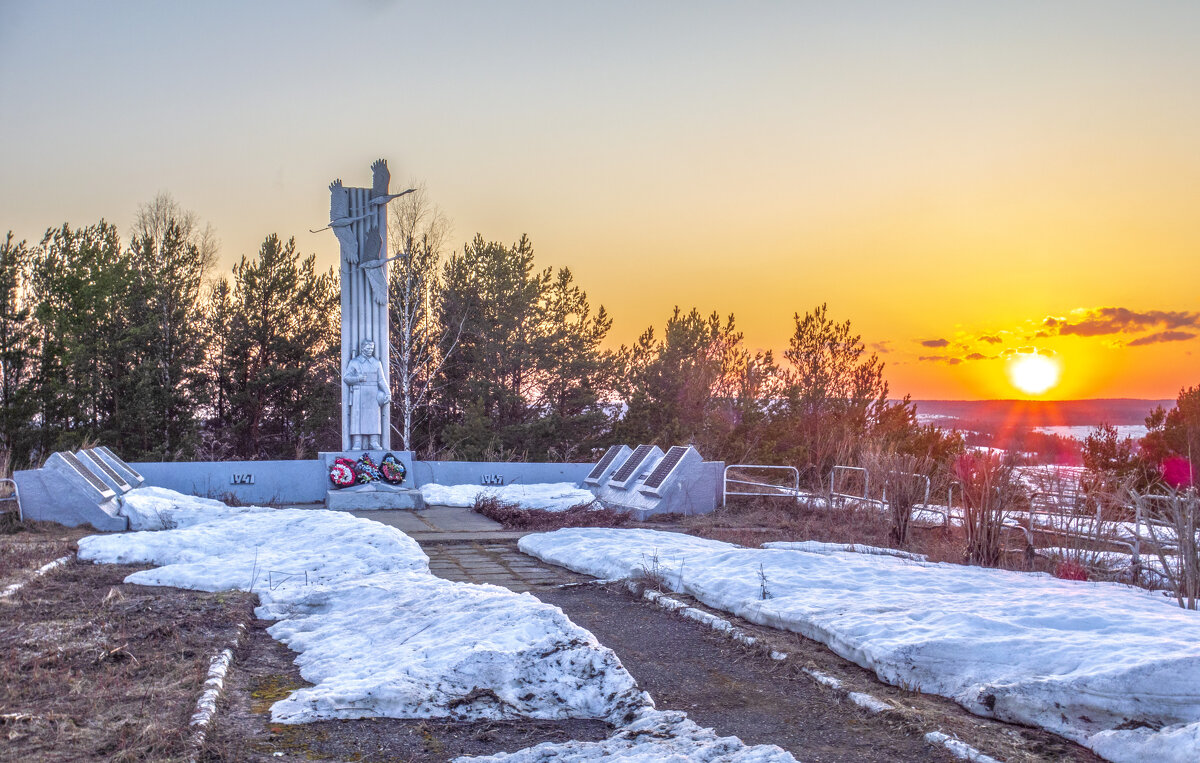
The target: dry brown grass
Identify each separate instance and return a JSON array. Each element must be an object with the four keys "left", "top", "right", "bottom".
[
  {"left": 0, "top": 560, "right": 254, "bottom": 761},
  {"left": 474, "top": 495, "right": 634, "bottom": 531}
]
